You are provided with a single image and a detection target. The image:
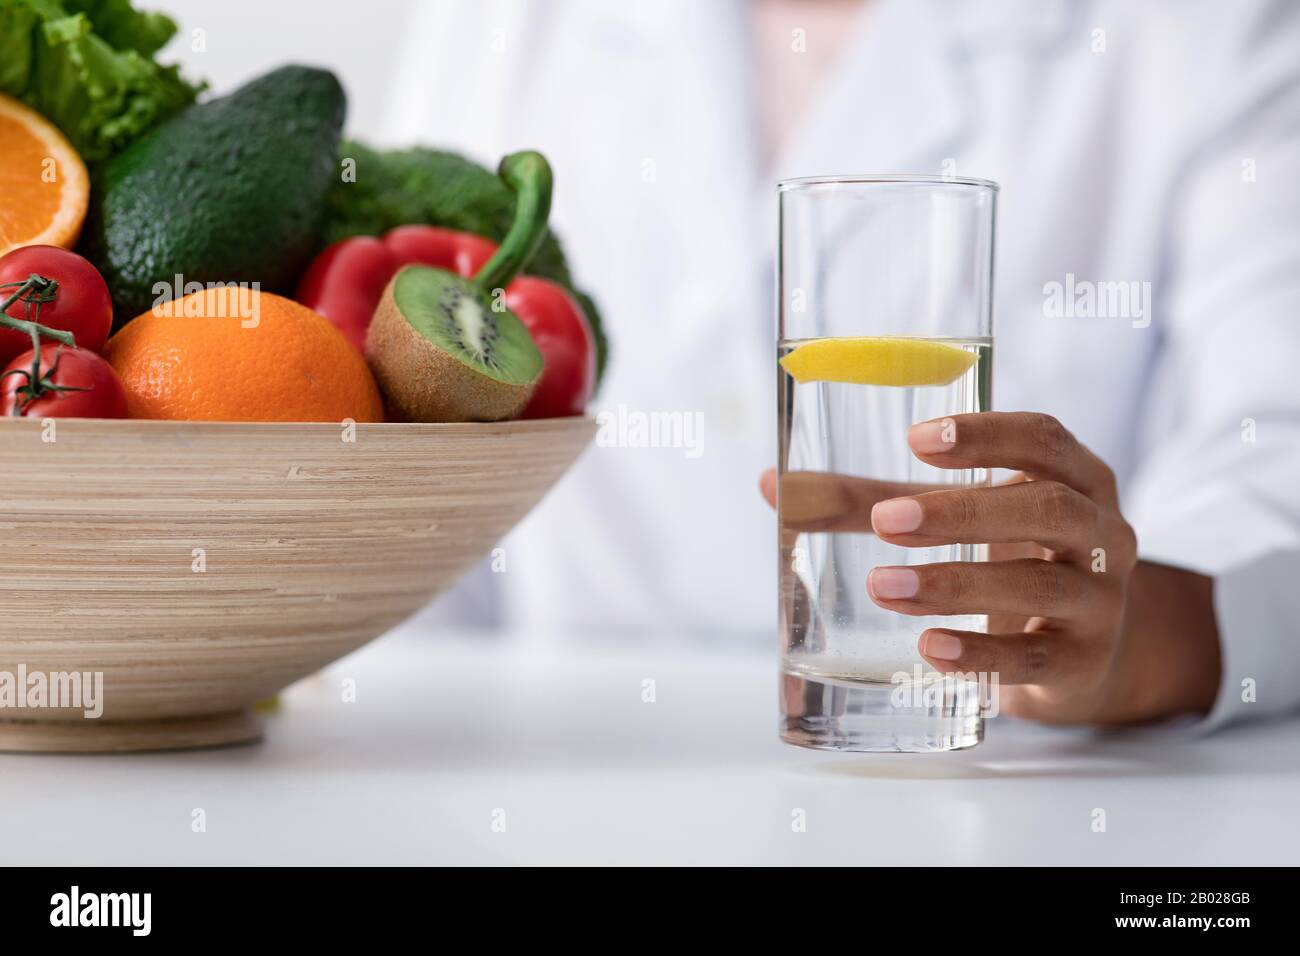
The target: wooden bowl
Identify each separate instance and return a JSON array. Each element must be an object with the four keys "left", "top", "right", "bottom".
[{"left": 0, "top": 416, "right": 594, "bottom": 752}]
